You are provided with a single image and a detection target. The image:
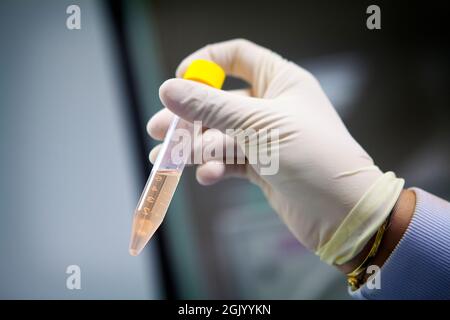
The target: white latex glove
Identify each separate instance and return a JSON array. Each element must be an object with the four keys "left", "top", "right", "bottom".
[{"left": 147, "top": 39, "right": 404, "bottom": 265}]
